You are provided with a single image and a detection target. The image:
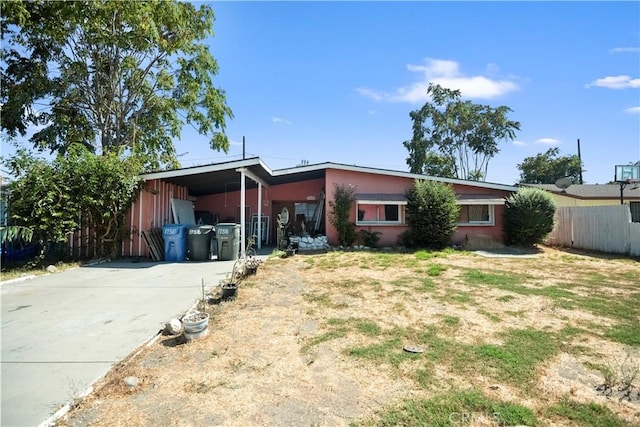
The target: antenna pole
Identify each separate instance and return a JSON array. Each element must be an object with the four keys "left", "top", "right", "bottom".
[
  {"left": 577, "top": 138, "right": 583, "bottom": 184},
  {"left": 243, "top": 136, "right": 246, "bottom": 160}
]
